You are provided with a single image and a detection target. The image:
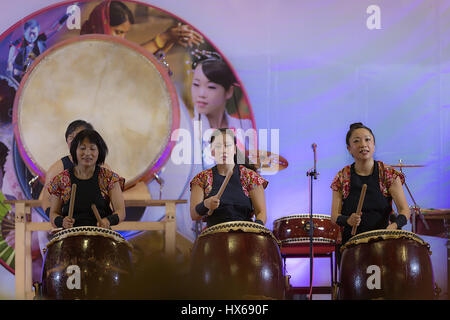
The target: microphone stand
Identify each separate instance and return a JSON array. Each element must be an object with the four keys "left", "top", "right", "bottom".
[{"left": 306, "top": 143, "right": 318, "bottom": 299}]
